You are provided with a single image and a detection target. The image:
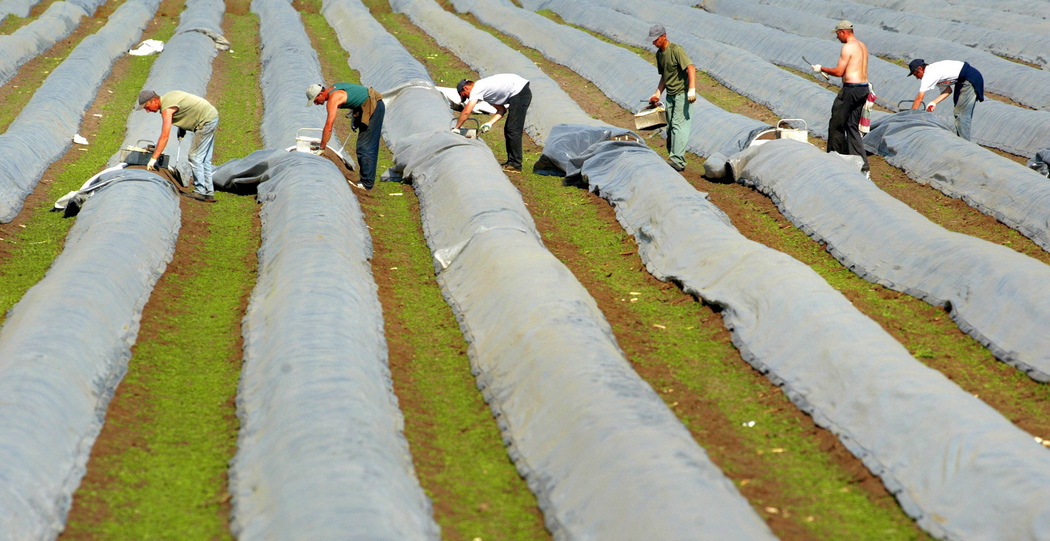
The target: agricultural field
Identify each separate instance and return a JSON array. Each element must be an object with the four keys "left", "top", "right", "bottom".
[{"left": 0, "top": 0, "right": 1048, "bottom": 539}]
